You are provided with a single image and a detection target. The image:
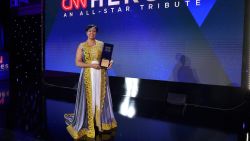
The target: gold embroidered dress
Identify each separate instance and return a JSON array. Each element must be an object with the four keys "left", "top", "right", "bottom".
[{"left": 64, "top": 40, "right": 117, "bottom": 139}]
